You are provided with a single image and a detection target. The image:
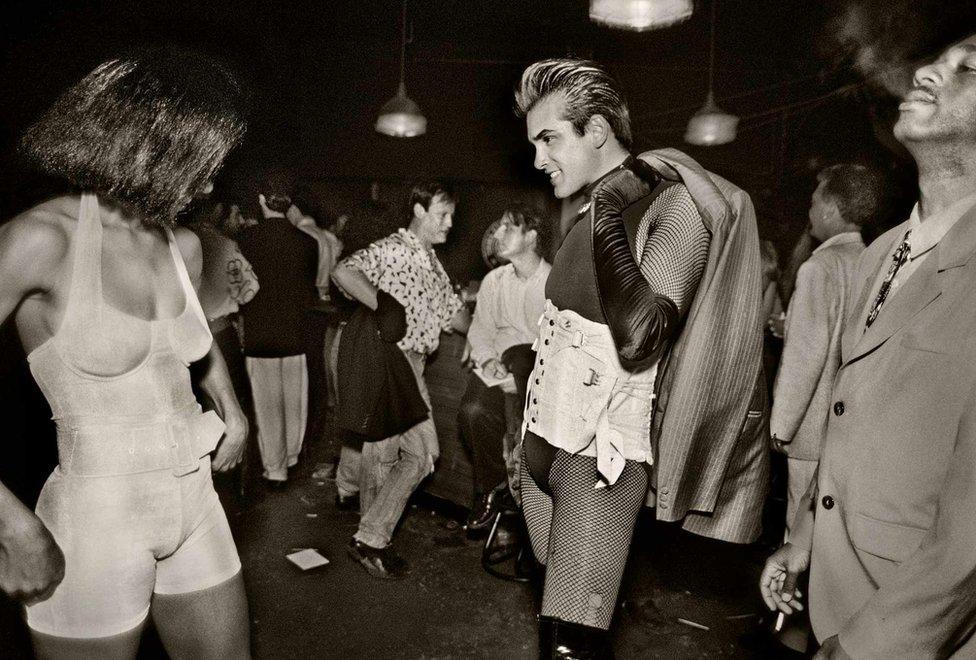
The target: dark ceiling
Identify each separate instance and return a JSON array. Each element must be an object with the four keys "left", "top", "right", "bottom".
[{"left": 1, "top": 0, "right": 973, "bottom": 231}]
